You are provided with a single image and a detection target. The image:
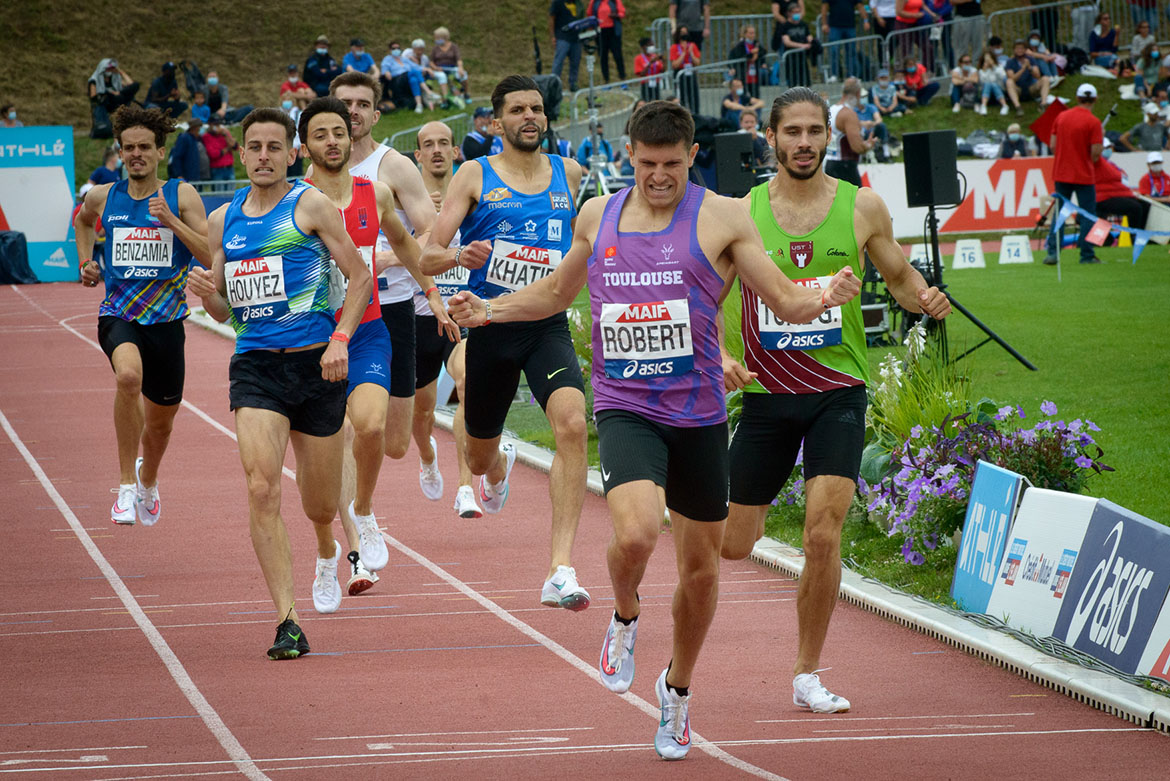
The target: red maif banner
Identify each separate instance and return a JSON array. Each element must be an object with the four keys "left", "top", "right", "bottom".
[{"left": 940, "top": 157, "right": 1055, "bottom": 233}]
